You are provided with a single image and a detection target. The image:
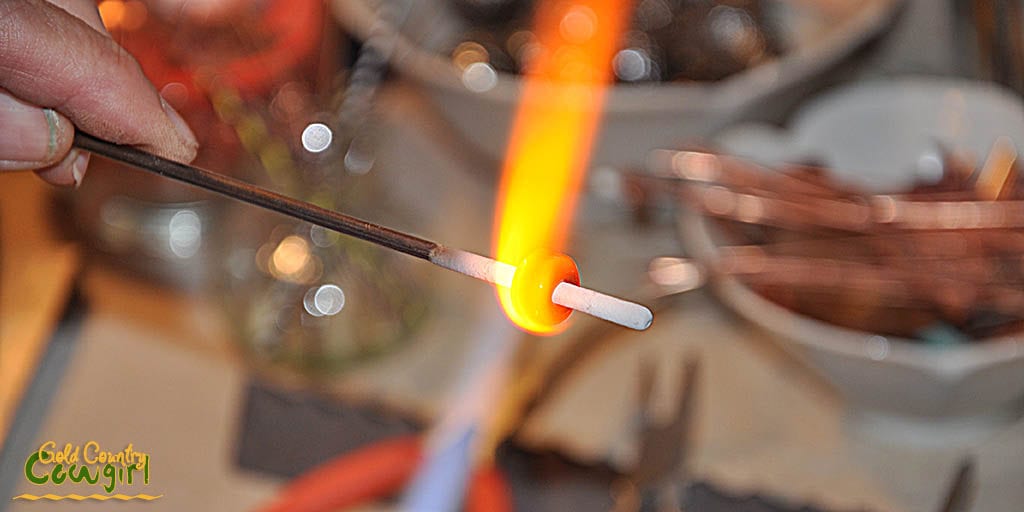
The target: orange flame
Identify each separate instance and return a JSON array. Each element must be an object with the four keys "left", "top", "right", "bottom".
[{"left": 493, "top": 0, "right": 630, "bottom": 334}]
